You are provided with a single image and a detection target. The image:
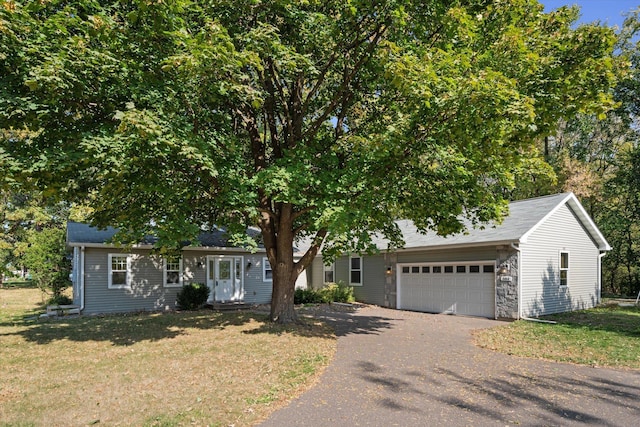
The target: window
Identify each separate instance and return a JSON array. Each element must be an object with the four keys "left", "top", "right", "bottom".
[
  {"left": 350, "top": 256, "right": 362, "bottom": 286},
  {"left": 164, "top": 257, "right": 183, "bottom": 288},
  {"left": 402, "top": 266, "right": 410, "bottom": 274},
  {"left": 412, "top": 266, "right": 420, "bottom": 273},
  {"left": 470, "top": 265, "right": 480, "bottom": 273},
  {"left": 483, "top": 265, "right": 495, "bottom": 273},
  {"left": 323, "top": 262, "right": 335, "bottom": 283},
  {"left": 422, "top": 266, "right": 430, "bottom": 273},
  {"left": 560, "top": 252, "right": 569, "bottom": 286},
  {"left": 108, "top": 254, "right": 131, "bottom": 289},
  {"left": 456, "top": 266, "right": 466, "bottom": 273},
  {"left": 432, "top": 266, "right": 442, "bottom": 273},
  {"left": 263, "top": 258, "right": 273, "bottom": 282},
  {"left": 444, "top": 266, "right": 454, "bottom": 273}
]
